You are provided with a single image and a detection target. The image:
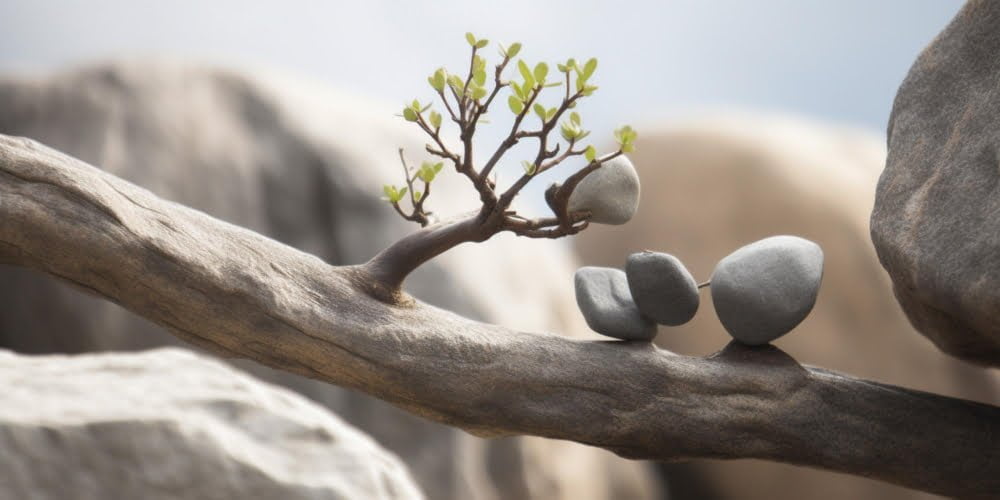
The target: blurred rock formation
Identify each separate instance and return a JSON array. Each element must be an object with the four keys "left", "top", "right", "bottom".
[{"left": 0, "top": 348, "right": 423, "bottom": 500}]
